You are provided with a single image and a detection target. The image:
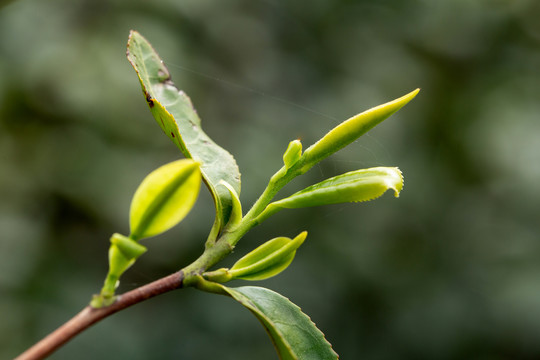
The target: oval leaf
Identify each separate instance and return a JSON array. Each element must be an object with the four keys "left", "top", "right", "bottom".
[
  {"left": 126, "top": 30, "right": 241, "bottom": 240},
  {"left": 230, "top": 232, "right": 307, "bottom": 281},
  {"left": 271, "top": 166, "right": 403, "bottom": 210},
  {"left": 221, "top": 286, "right": 338, "bottom": 360},
  {"left": 130, "top": 159, "right": 201, "bottom": 240}
]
